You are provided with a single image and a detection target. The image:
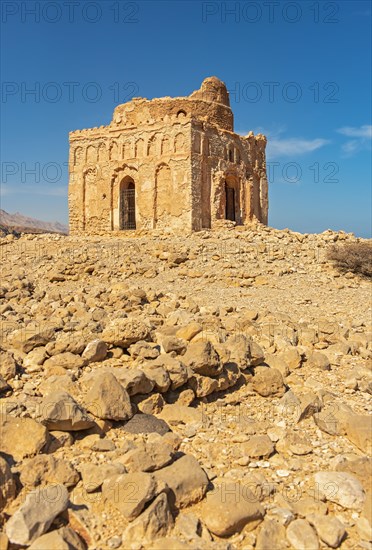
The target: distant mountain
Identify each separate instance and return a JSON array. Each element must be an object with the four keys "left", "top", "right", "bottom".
[{"left": 0, "top": 209, "right": 68, "bottom": 235}]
